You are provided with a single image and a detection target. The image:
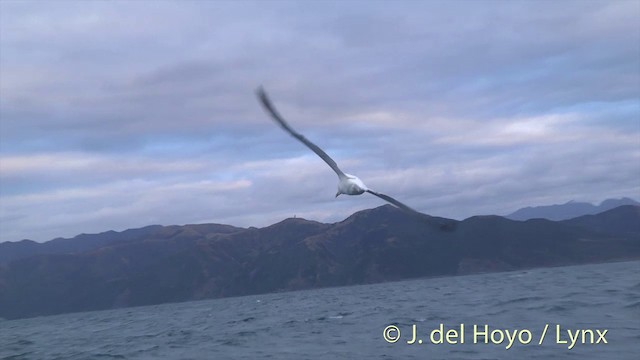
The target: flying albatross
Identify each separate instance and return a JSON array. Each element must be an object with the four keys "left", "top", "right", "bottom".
[{"left": 256, "top": 87, "right": 419, "bottom": 214}]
